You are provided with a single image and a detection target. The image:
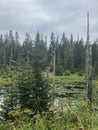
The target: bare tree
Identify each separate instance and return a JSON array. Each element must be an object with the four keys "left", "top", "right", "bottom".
[
  {"left": 85, "top": 12, "right": 92, "bottom": 104},
  {"left": 2, "top": 46, "right": 6, "bottom": 75},
  {"left": 9, "top": 47, "right": 15, "bottom": 74},
  {"left": 9, "top": 48, "right": 13, "bottom": 74},
  {"left": 53, "top": 47, "right": 56, "bottom": 106}
]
